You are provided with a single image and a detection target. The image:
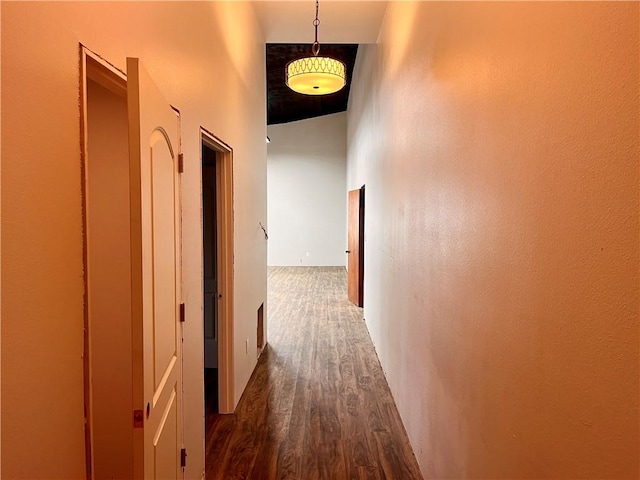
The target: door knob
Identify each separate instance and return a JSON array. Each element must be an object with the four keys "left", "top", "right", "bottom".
[{"left": 345, "top": 250, "right": 351, "bottom": 253}]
